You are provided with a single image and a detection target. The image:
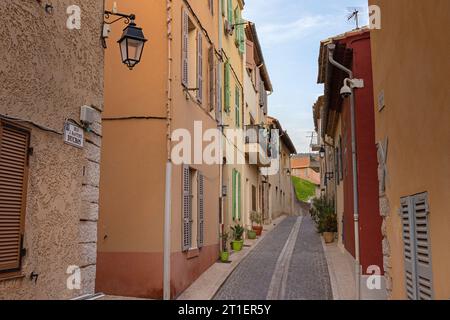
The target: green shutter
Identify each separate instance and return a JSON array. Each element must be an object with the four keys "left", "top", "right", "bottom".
[
  {"left": 224, "top": 62, "right": 231, "bottom": 113},
  {"left": 235, "top": 85, "right": 240, "bottom": 127},
  {"left": 227, "top": 0, "right": 233, "bottom": 23},
  {"left": 232, "top": 169, "right": 236, "bottom": 220},
  {"left": 237, "top": 171, "right": 241, "bottom": 220}
]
